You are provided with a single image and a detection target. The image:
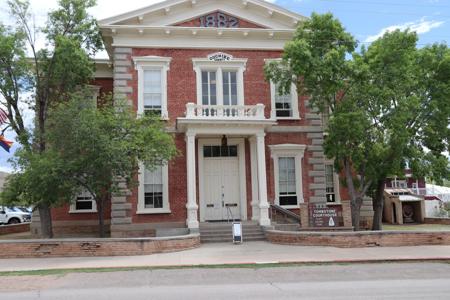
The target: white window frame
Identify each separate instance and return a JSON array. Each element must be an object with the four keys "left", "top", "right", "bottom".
[
  {"left": 69, "top": 190, "right": 97, "bottom": 214},
  {"left": 137, "top": 163, "right": 171, "bottom": 214},
  {"left": 192, "top": 58, "right": 247, "bottom": 106},
  {"left": 269, "top": 144, "right": 306, "bottom": 208},
  {"left": 325, "top": 161, "right": 341, "bottom": 204},
  {"left": 270, "top": 81, "right": 300, "bottom": 120},
  {"left": 265, "top": 58, "right": 300, "bottom": 120},
  {"left": 133, "top": 56, "right": 171, "bottom": 119}
]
